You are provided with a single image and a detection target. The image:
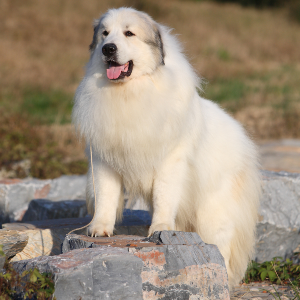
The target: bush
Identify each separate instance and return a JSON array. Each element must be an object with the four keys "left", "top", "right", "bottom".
[
  {"left": 0, "top": 246, "right": 55, "bottom": 300},
  {"left": 244, "top": 256, "right": 300, "bottom": 287}
]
